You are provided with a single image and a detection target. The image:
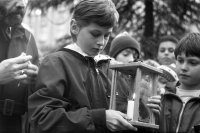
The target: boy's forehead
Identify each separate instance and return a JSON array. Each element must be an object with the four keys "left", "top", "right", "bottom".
[{"left": 86, "top": 23, "right": 113, "bottom": 32}]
